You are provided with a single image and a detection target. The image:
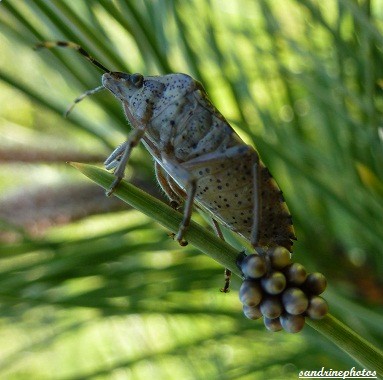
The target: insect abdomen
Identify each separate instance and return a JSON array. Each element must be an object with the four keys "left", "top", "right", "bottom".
[{"left": 191, "top": 146, "right": 295, "bottom": 250}]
